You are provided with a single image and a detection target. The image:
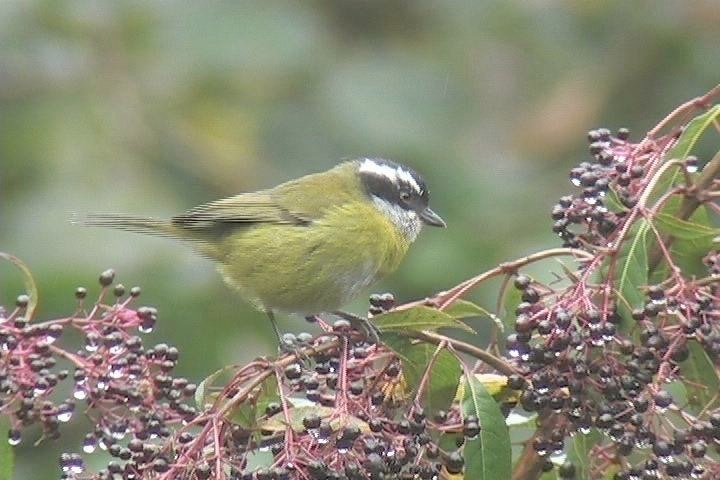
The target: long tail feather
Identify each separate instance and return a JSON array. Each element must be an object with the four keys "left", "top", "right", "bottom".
[{"left": 72, "top": 213, "right": 176, "bottom": 238}]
